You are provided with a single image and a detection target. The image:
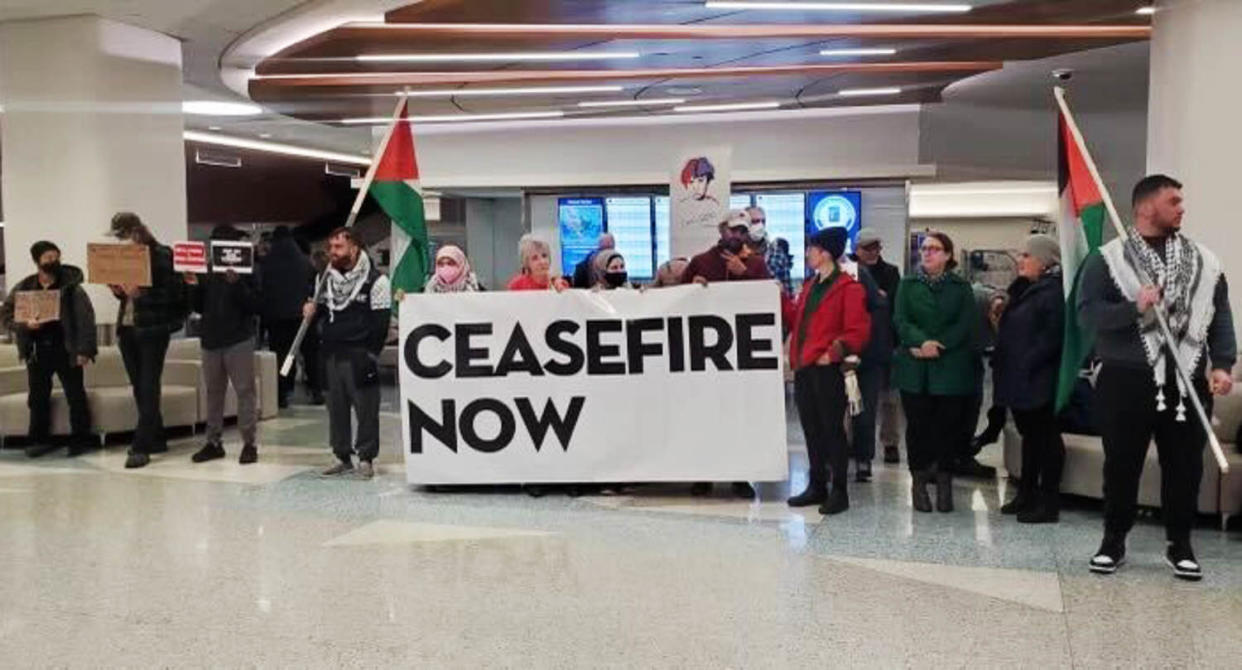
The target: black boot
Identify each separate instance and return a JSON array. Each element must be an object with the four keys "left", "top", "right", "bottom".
[
  {"left": 935, "top": 471, "right": 954, "bottom": 513},
  {"left": 818, "top": 485, "right": 849, "bottom": 515},
  {"left": 787, "top": 484, "right": 827, "bottom": 508},
  {"left": 1017, "top": 492, "right": 1060, "bottom": 524},
  {"left": 1000, "top": 482, "right": 1035, "bottom": 515},
  {"left": 911, "top": 471, "right": 933, "bottom": 513}
]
